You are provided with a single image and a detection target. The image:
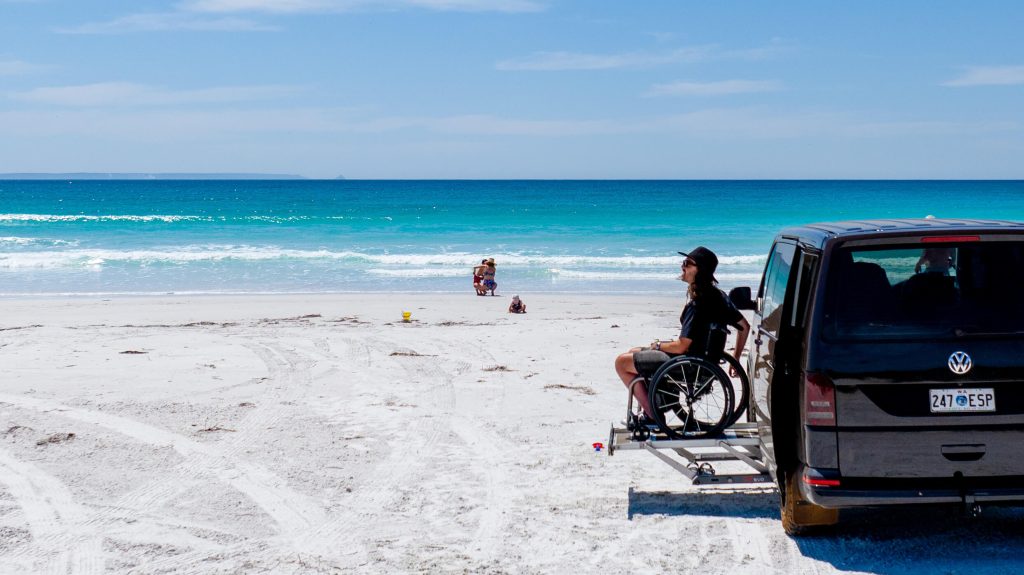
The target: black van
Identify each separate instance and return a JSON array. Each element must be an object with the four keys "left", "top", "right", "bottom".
[{"left": 752, "top": 218, "right": 1024, "bottom": 534}]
